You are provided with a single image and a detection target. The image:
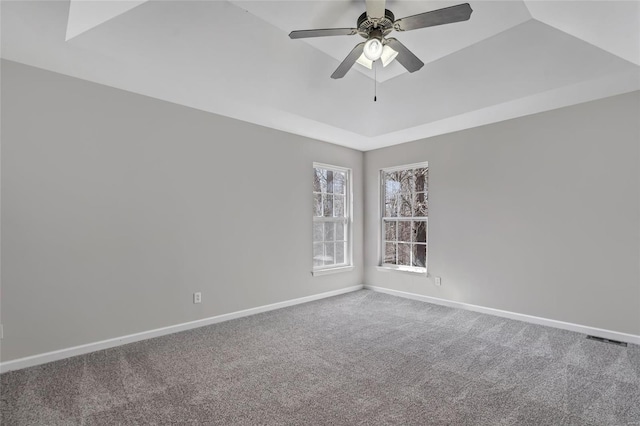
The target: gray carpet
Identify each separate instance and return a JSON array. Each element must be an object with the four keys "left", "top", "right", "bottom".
[{"left": 1, "top": 290, "right": 639, "bottom": 425}]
